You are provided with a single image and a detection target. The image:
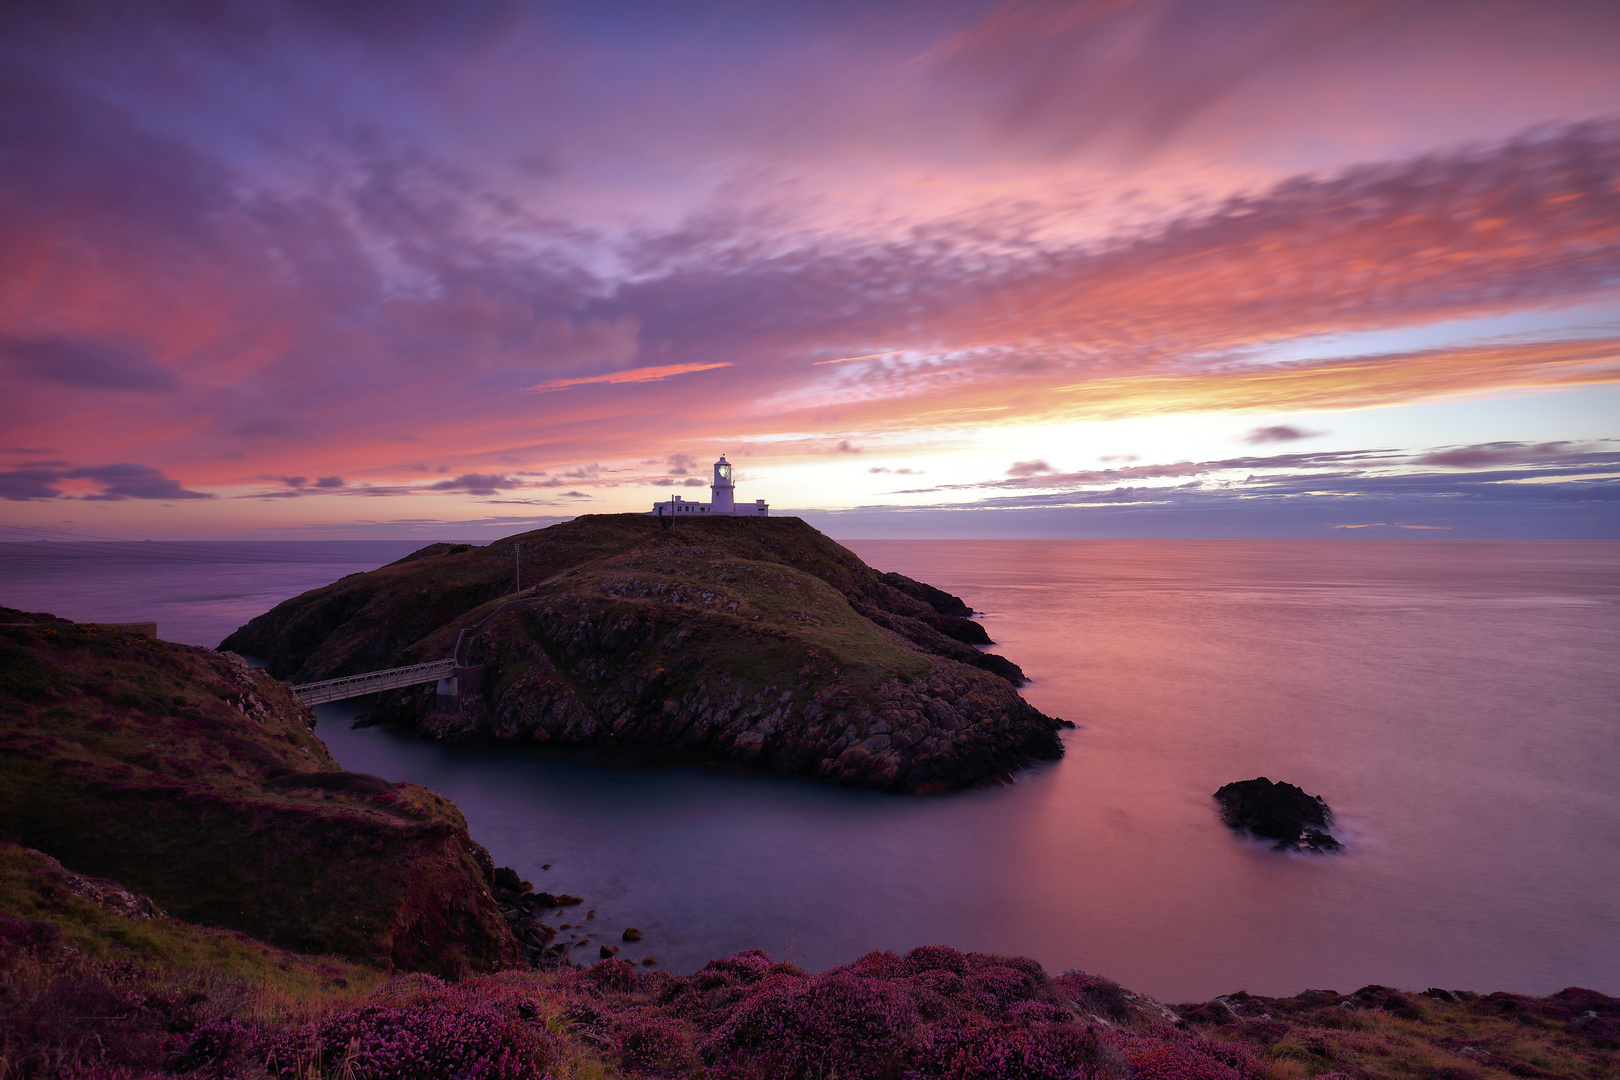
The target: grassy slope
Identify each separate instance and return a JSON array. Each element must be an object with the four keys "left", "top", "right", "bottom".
[
  {"left": 0, "top": 611, "right": 522, "bottom": 976},
  {"left": 0, "top": 842, "right": 381, "bottom": 1004},
  {"left": 423, "top": 542, "right": 933, "bottom": 719},
  {"left": 222, "top": 515, "right": 968, "bottom": 682}
]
